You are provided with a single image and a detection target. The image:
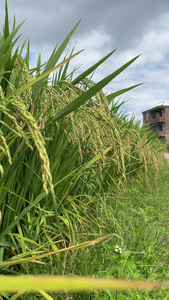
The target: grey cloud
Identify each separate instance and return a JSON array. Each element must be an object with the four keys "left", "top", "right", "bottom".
[{"left": 1, "top": 0, "right": 169, "bottom": 52}]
